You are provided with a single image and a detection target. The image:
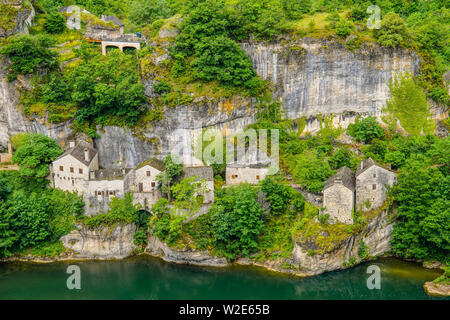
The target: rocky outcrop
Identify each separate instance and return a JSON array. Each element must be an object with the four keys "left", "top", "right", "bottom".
[
  {"left": 0, "top": 1, "right": 34, "bottom": 38},
  {"left": 0, "top": 38, "right": 430, "bottom": 165},
  {"left": 289, "top": 208, "right": 394, "bottom": 276},
  {"left": 243, "top": 38, "right": 421, "bottom": 133},
  {"left": 424, "top": 281, "right": 450, "bottom": 297},
  {"left": 61, "top": 223, "right": 137, "bottom": 259},
  {"left": 146, "top": 236, "right": 228, "bottom": 267}
]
